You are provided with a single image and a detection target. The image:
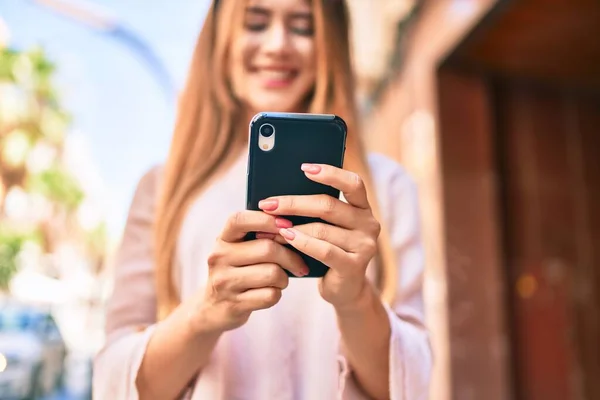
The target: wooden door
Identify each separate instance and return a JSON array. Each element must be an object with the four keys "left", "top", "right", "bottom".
[{"left": 494, "top": 81, "right": 600, "bottom": 400}]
